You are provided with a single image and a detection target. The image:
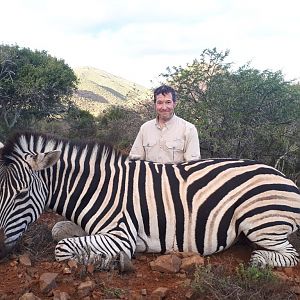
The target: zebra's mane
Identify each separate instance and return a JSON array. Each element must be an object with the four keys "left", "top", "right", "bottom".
[{"left": 1, "top": 131, "right": 128, "bottom": 164}]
